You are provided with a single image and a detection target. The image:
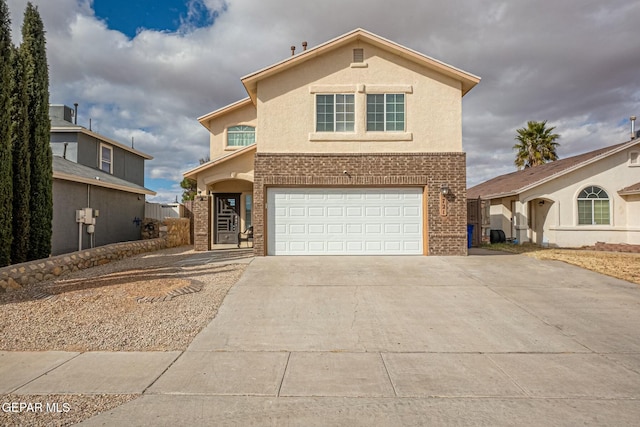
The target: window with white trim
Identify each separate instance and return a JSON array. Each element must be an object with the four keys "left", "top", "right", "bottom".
[
  {"left": 577, "top": 186, "right": 610, "bottom": 225},
  {"left": 367, "top": 93, "right": 405, "bottom": 131},
  {"left": 316, "top": 94, "right": 355, "bottom": 132},
  {"left": 630, "top": 151, "right": 639, "bottom": 166},
  {"left": 100, "top": 144, "right": 112, "bottom": 174},
  {"left": 227, "top": 125, "right": 255, "bottom": 147}
]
